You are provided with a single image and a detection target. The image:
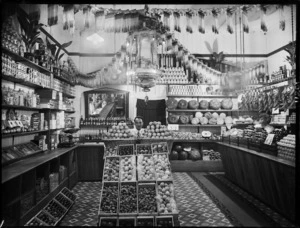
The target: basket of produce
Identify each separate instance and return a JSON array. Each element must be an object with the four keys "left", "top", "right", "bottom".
[
  {"left": 44, "top": 200, "right": 67, "bottom": 221},
  {"left": 155, "top": 216, "right": 174, "bottom": 227},
  {"left": 119, "top": 182, "right": 138, "bottom": 216},
  {"left": 104, "top": 142, "right": 119, "bottom": 157},
  {"left": 188, "top": 100, "right": 199, "bottom": 109},
  {"left": 118, "top": 144, "right": 135, "bottom": 156},
  {"left": 36, "top": 210, "right": 57, "bottom": 226},
  {"left": 156, "top": 181, "right": 178, "bottom": 215},
  {"left": 103, "top": 157, "right": 120, "bottom": 182},
  {"left": 99, "top": 182, "right": 119, "bottom": 215},
  {"left": 99, "top": 217, "right": 118, "bottom": 227},
  {"left": 221, "top": 99, "right": 233, "bottom": 109},
  {"left": 151, "top": 142, "right": 168, "bottom": 154},
  {"left": 261, "top": 143, "right": 278, "bottom": 156},
  {"left": 138, "top": 183, "right": 158, "bottom": 216},
  {"left": 54, "top": 193, "right": 73, "bottom": 210},
  {"left": 199, "top": 100, "right": 209, "bottom": 109},
  {"left": 153, "top": 154, "right": 172, "bottom": 181},
  {"left": 136, "top": 144, "right": 152, "bottom": 155},
  {"left": 120, "top": 156, "right": 136, "bottom": 182},
  {"left": 137, "top": 155, "right": 156, "bottom": 182}
]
